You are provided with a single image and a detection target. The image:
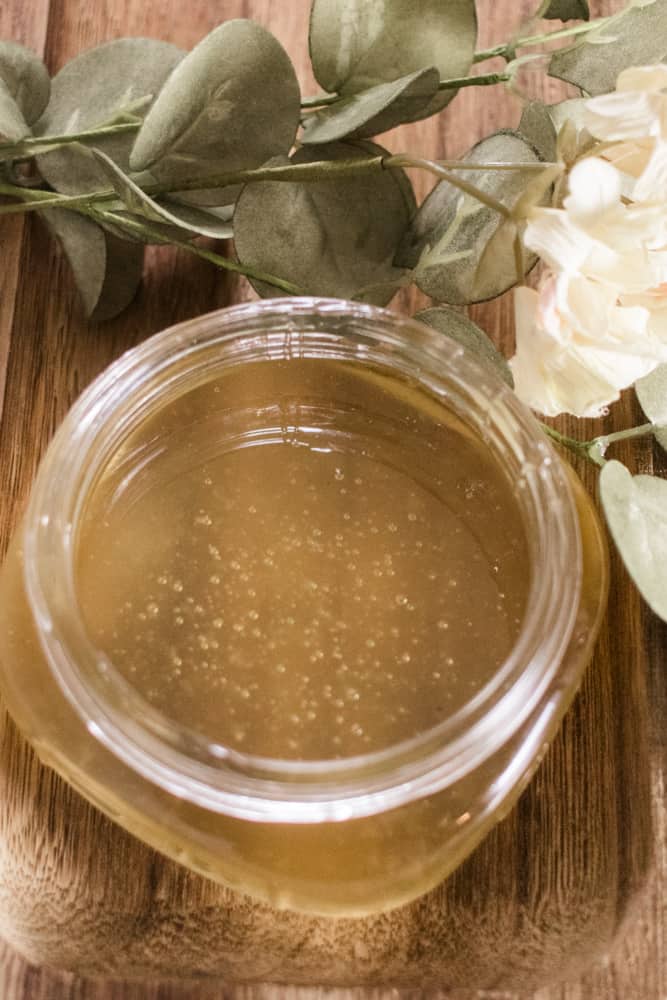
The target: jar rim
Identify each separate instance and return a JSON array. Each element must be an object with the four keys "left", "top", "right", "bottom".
[{"left": 23, "top": 297, "right": 582, "bottom": 822}]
